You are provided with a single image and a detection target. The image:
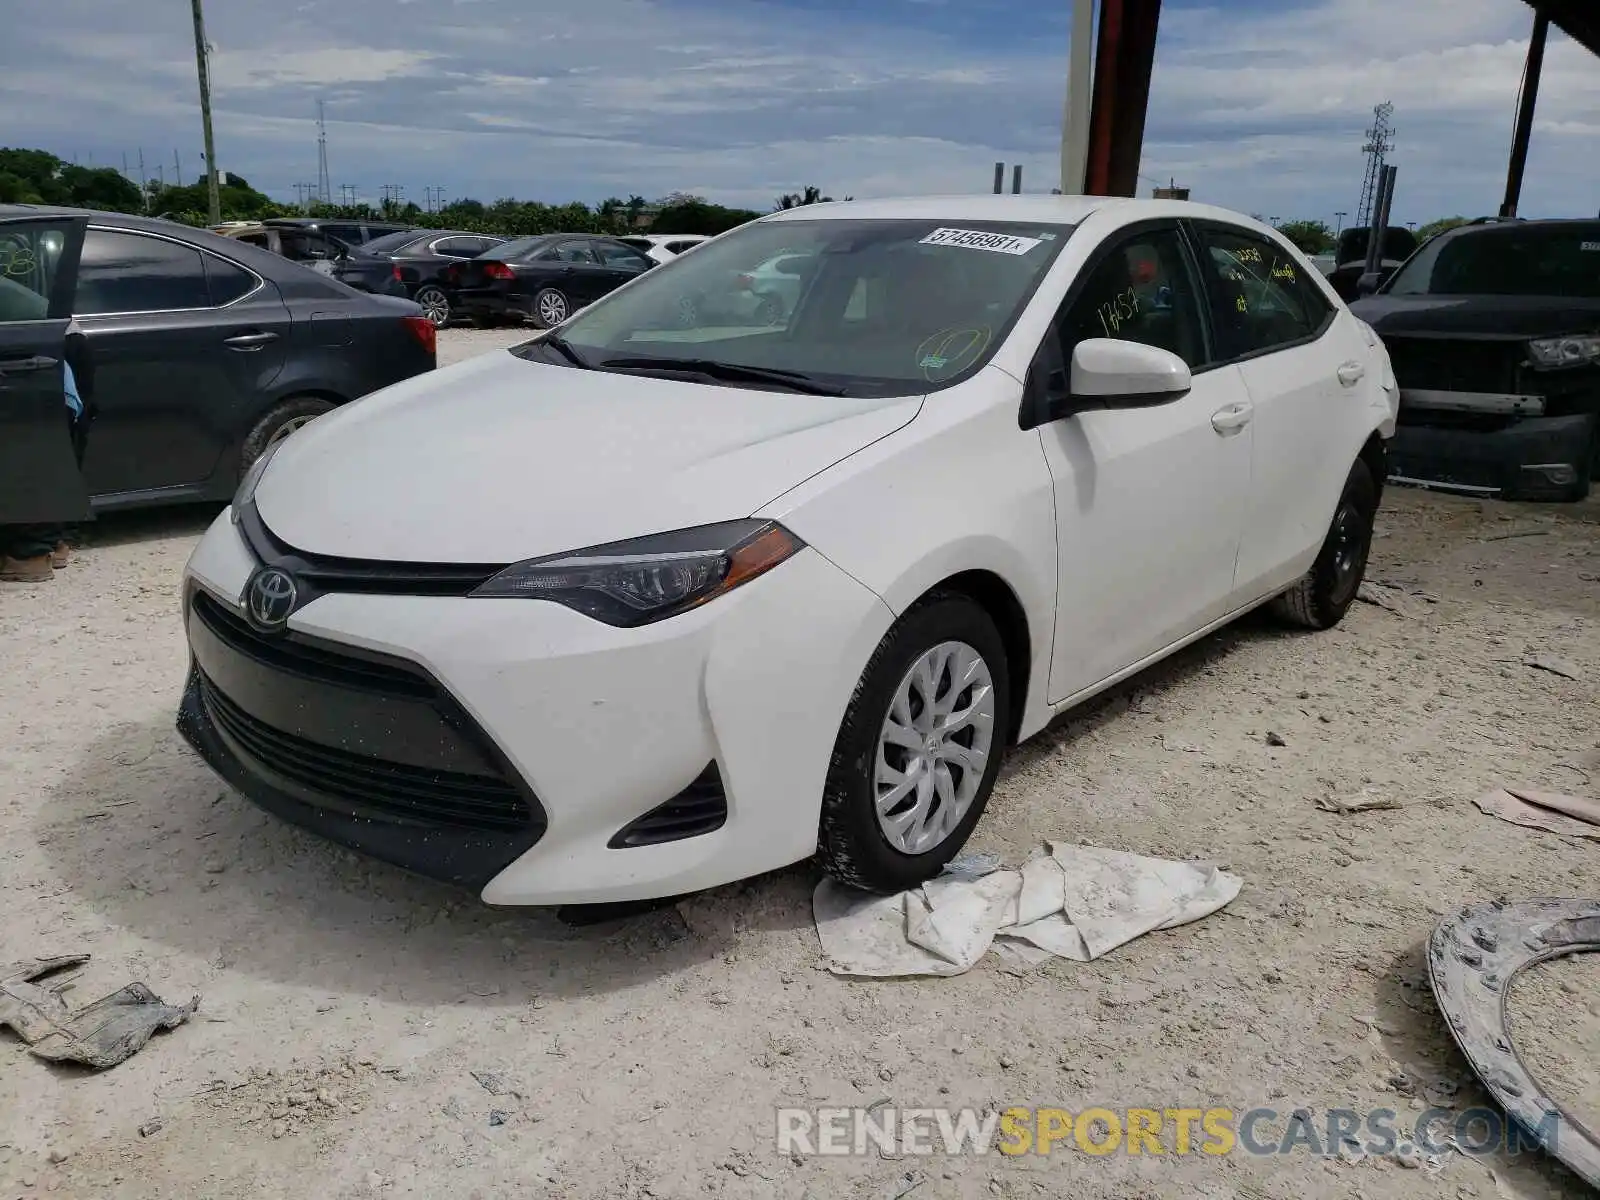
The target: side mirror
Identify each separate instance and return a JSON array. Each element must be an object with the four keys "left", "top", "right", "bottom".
[{"left": 1064, "top": 338, "right": 1191, "bottom": 413}]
